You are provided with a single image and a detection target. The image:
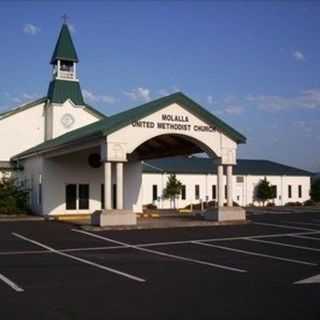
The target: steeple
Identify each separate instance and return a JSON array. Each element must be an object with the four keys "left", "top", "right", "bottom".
[
  {"left": 50, "top": 23, "right": 78, "bottom": 81},
  {"left": 47, "top": 21, "right": 84, "bottom": 106}
]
